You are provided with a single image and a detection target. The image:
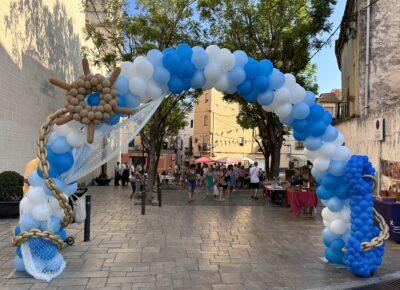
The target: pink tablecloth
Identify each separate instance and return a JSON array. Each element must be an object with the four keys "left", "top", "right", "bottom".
[{"left": 286, "top": 187, "right": 318, "bottom": 217}]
